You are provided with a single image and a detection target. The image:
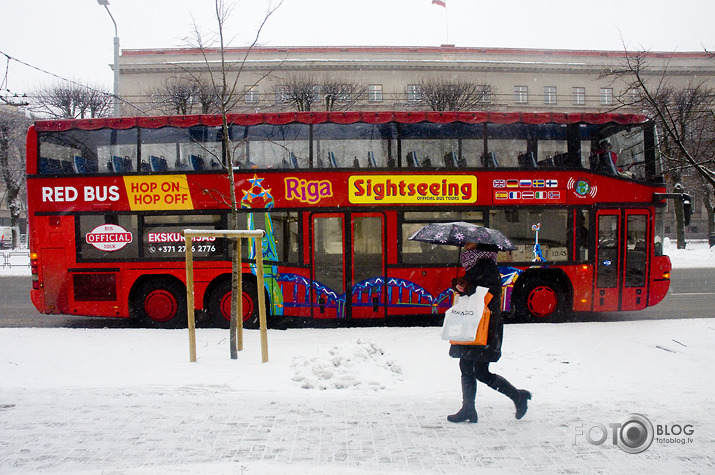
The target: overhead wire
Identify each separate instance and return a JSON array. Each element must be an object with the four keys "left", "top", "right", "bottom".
[{"left": 0, "top": 48, "right": 146, "bottom": 114}]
